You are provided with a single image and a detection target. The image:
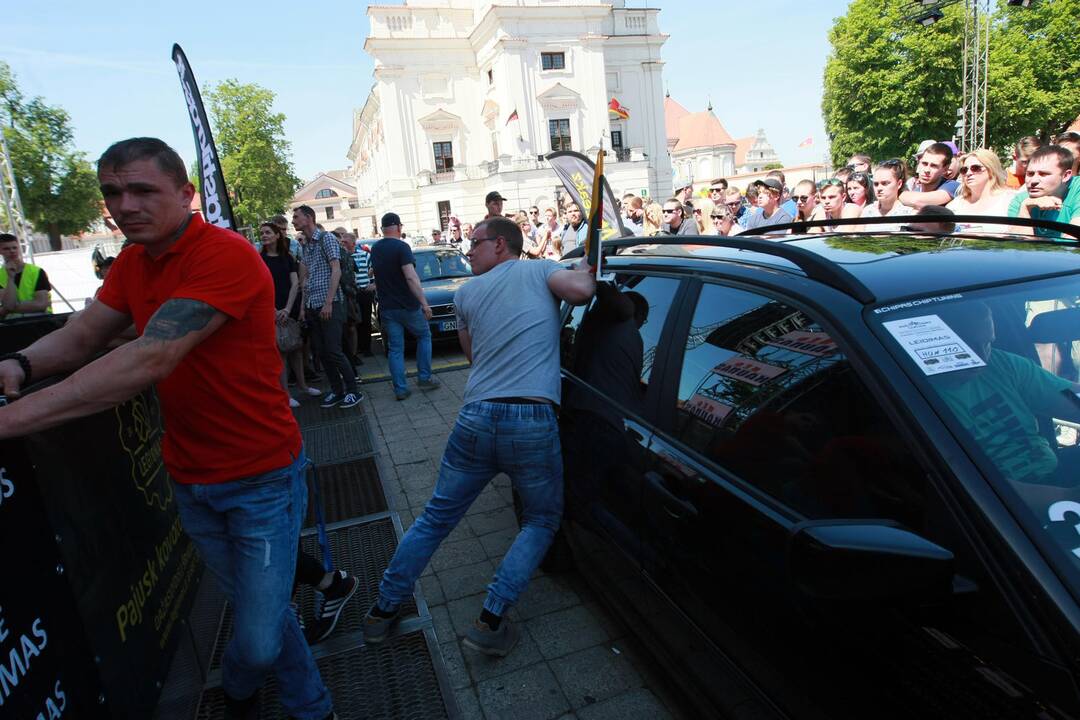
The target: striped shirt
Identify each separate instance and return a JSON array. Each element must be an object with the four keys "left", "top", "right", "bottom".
[{"left": 352, "top": 246, "right": 371, "bottom": 289}]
